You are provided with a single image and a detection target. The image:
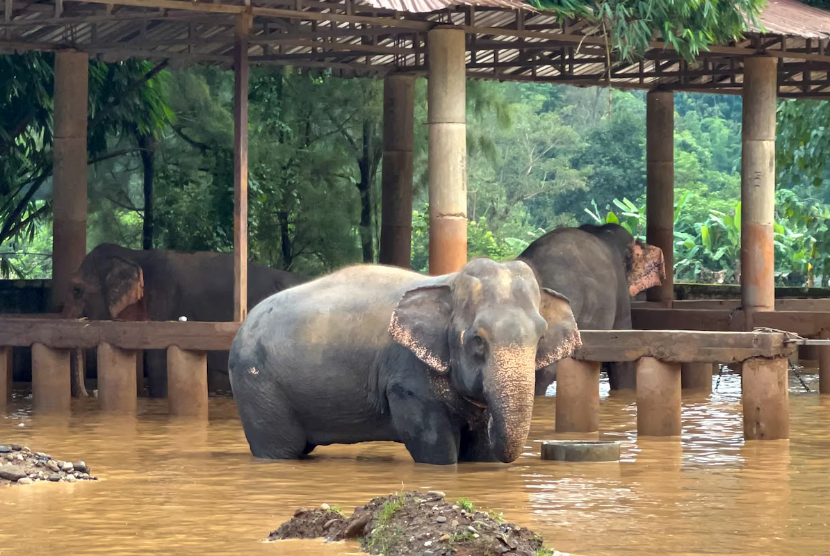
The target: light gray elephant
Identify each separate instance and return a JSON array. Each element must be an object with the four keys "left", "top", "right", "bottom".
[
  {"left": 62, "top": 243, "right": 305, "bottom": 398},
  {"left": 229, "top": 258, "right": 581, "bottom": 465}
]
